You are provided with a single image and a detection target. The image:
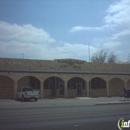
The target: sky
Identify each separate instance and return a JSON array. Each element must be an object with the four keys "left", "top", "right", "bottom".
[{"left": 0, "top": 0, "right": 130, "bottom": 62}]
